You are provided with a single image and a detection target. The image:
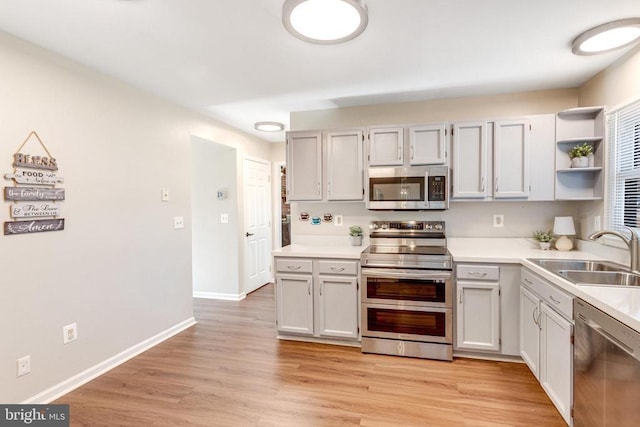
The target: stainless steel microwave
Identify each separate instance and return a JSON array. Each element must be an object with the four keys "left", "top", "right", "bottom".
[{"left": 367, "top": 166, "right": 449, "bottom": 210}]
